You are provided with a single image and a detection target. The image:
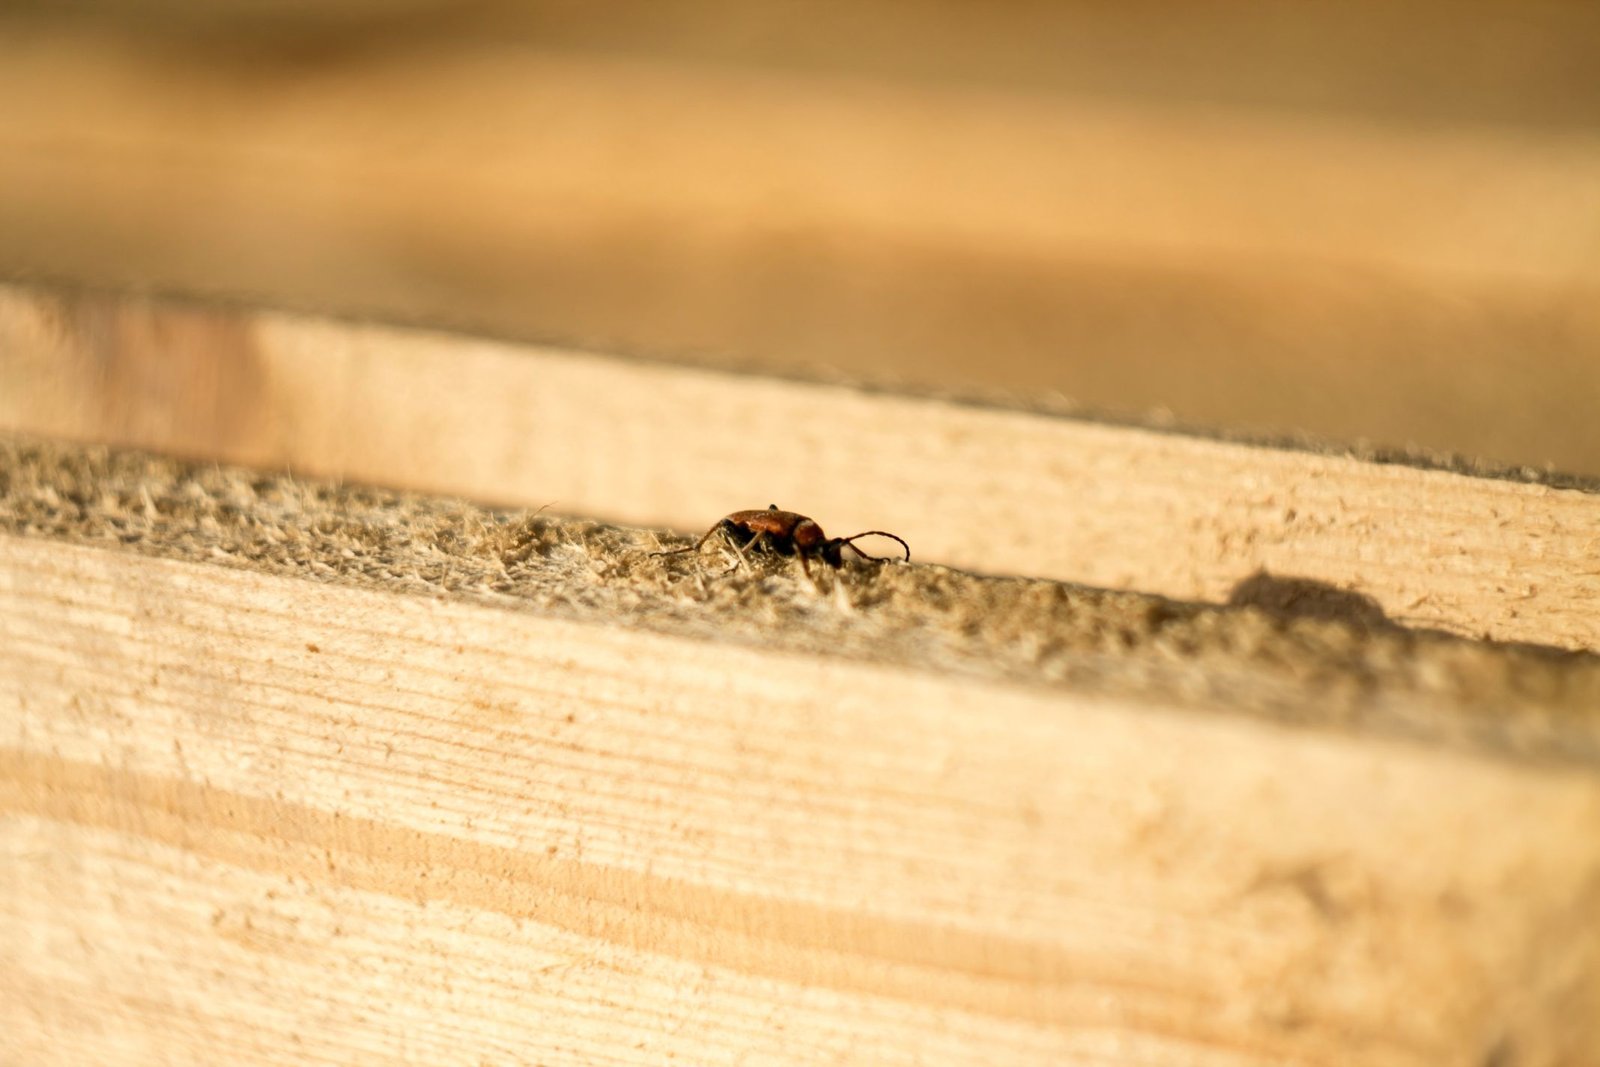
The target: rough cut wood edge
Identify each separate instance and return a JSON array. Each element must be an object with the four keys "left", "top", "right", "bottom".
[
  {"left": 3, "top": 283, "right": 1600, "bottom": 652},
  {"left": 8, "top": 435, "right": 1600, "bottom": 766},
  {"left": 3, "top": 533, "right": 1599, "bottom": 1066}
]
